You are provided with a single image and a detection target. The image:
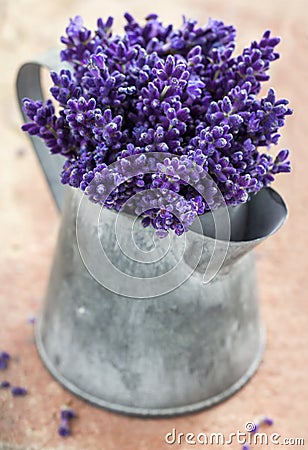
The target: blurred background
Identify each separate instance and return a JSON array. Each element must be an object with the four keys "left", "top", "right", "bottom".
[{"left": 0, "top": 0, "right": 307, "bottom": 449}]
